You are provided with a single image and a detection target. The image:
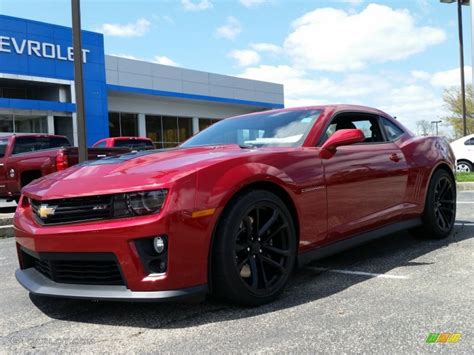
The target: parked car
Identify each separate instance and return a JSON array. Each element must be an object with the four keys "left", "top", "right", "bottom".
[
  {"left": 0, "top": 134, "right": 130, "bottom": 202},
  {"left": 450, "top": 134, "right": 474, "bottom": 172},
  {"left": 92, "top": 136, "right": 155, "bottom": 151},
  {"left": 14, "top": 105, "right": 456, "bottom": 306}
]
